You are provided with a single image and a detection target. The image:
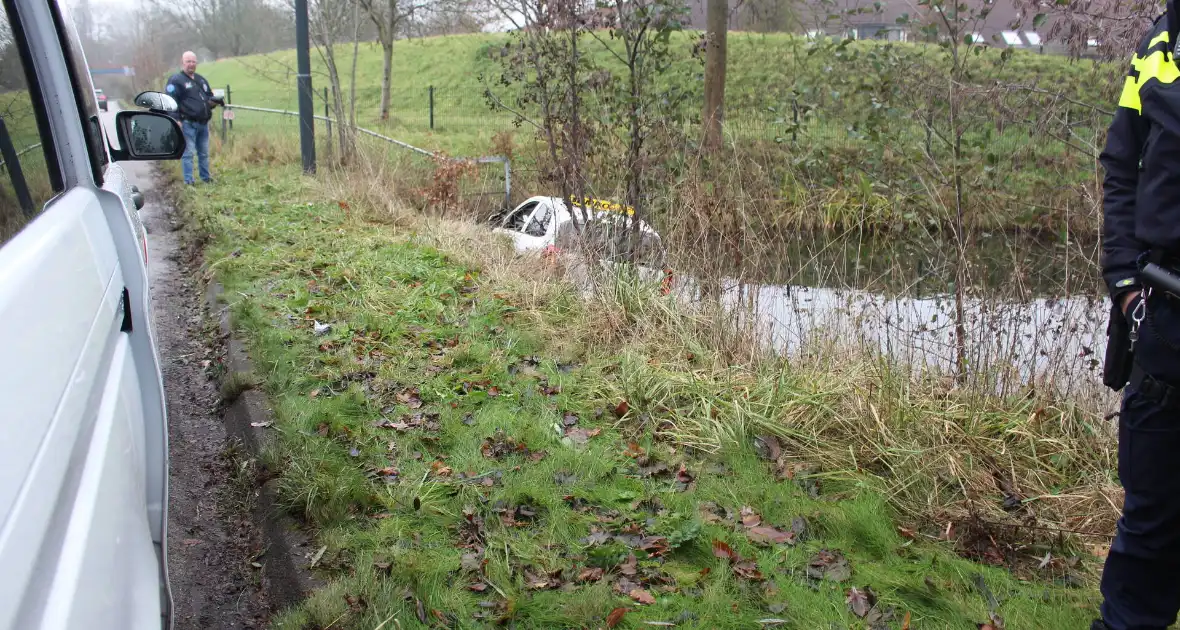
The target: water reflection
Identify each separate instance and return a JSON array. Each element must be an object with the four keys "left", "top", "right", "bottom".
[
  {"left": 721, "top": 282, "right": 1108, "bottom": 395},
  {"left": 665, "top": 232, "right": 1110, "bottom": 396},
  {"left": 680, "top": 231, "right": 1104, "bottom": 299}
]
